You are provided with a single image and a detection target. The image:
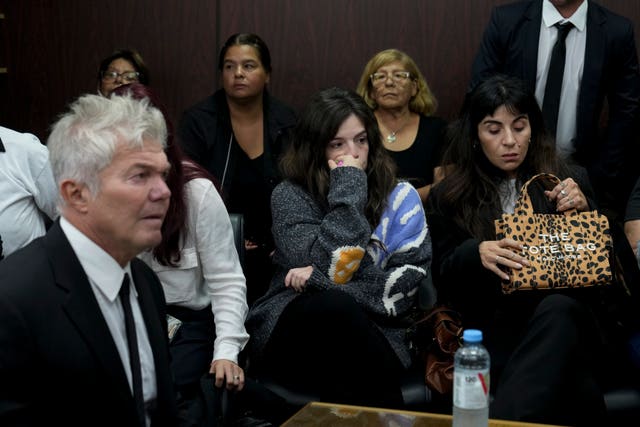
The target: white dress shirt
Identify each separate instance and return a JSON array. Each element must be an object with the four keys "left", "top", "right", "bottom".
[
  {"left": 0, "top": 126, "right": 58, "bottom": 256},
  {"left": 138, "top": 177, "right": 249, "bottom": 363},
  {"left": 536, "top": 0, "right": 588, "bottom": 157},
  {"left": 60, "top": 217, "right": 157, "bottom": 426}
]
